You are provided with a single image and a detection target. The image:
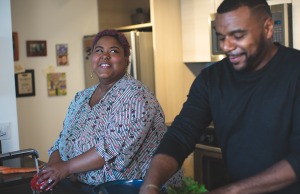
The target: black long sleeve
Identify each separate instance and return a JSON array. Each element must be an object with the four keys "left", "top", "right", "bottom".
[{"left": 155, "top": 44, "right": 300, "bottom": 193}]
